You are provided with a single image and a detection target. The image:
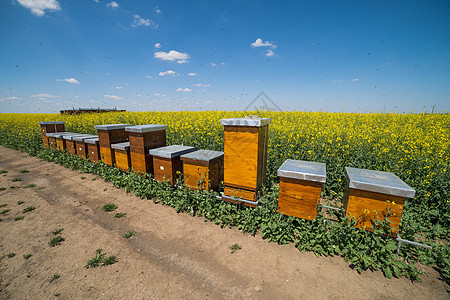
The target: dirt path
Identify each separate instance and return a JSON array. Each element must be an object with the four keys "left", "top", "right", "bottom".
[{"left": 0, "top": 145, "right": 448, "bottom": 299}]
